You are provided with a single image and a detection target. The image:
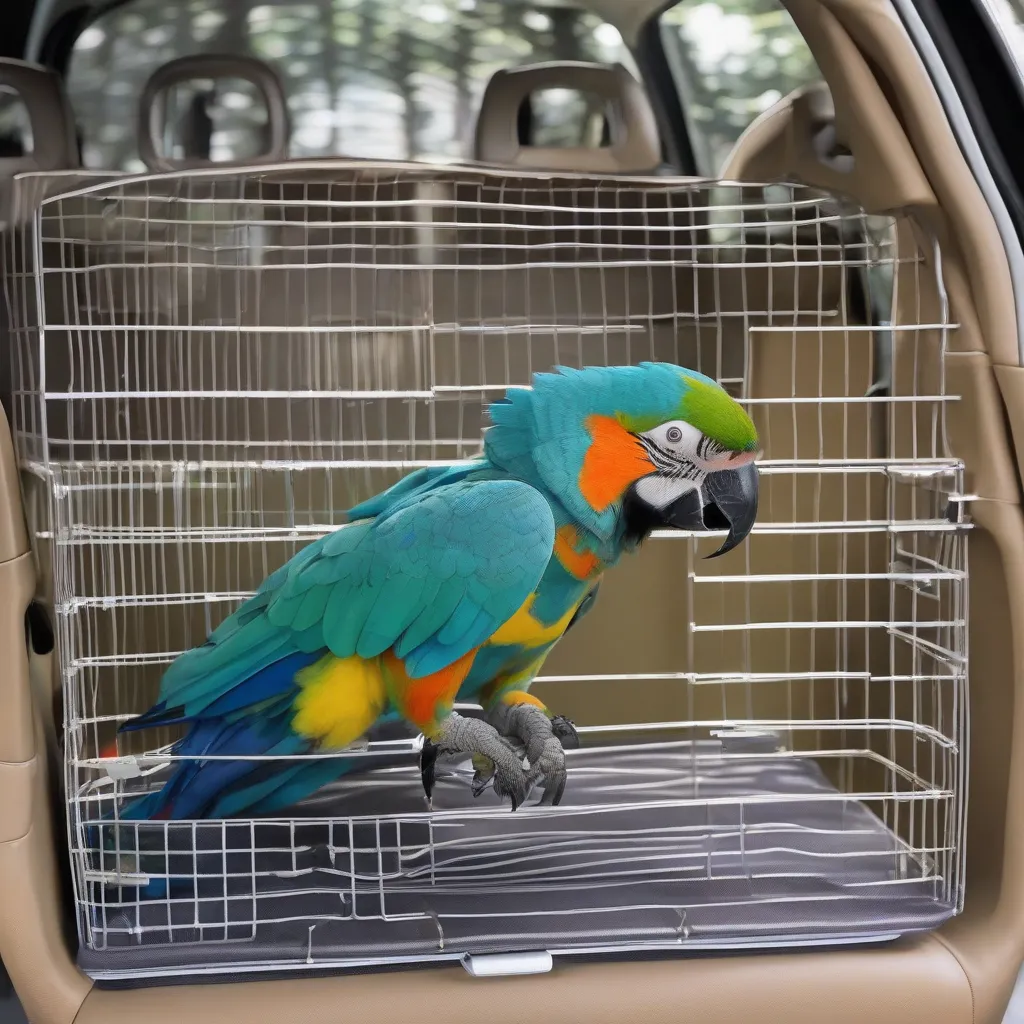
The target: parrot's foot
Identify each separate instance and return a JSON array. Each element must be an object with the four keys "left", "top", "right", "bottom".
[
  {"left": 419, "top": 712, "right": 529, "bottom": 811},
  {"left": 488, "top": 702, "right": 578, "bottom": 806},
  {"left": 551, "top": 715, "right": 581, "bottom": 750}
]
